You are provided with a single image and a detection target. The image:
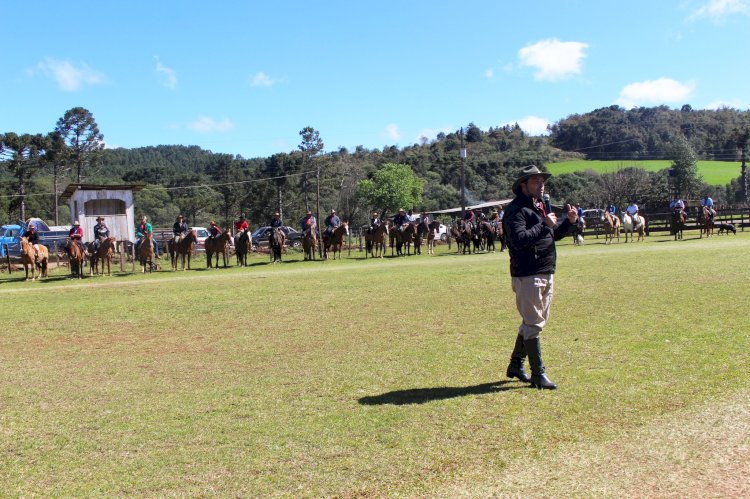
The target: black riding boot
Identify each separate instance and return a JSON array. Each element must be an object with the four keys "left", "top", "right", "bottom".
[
  {"left": 524, "top": 337, "right": 557, "bottom": 390},
  {"left": 506, "top": 334, "right": 530, "bottom": 382}
]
